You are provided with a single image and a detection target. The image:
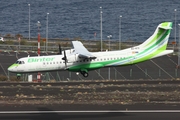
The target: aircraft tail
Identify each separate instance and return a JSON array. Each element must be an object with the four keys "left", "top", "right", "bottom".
[{"left": 138, "top": 22, "right": 173, "bottom": 58}]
